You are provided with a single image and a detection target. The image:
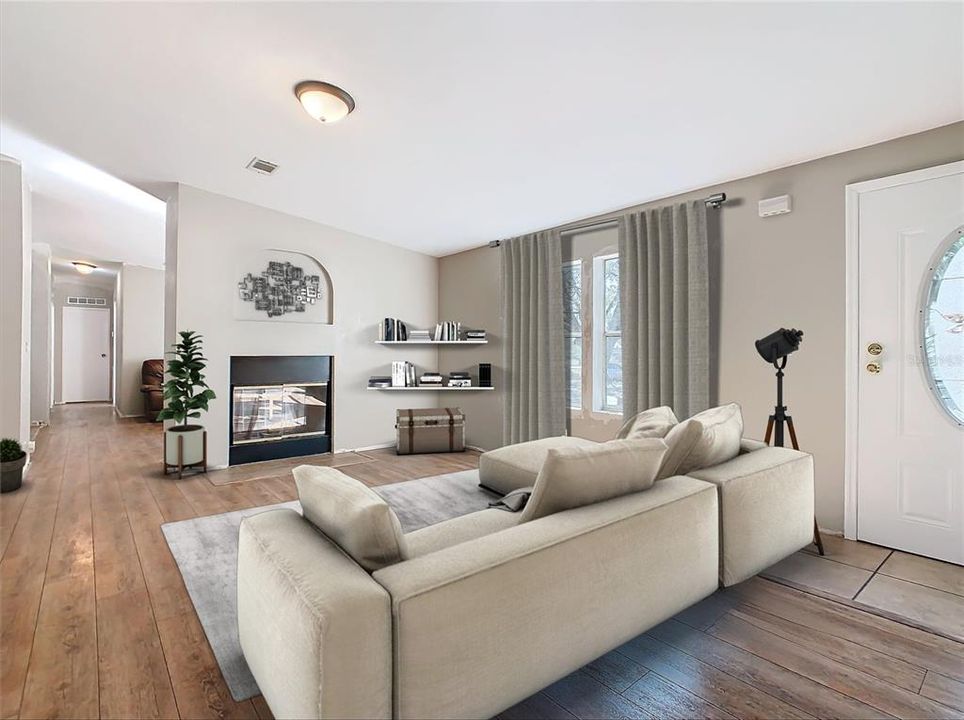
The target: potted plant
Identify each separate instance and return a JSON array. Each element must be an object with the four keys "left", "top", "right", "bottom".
[
  {"left": 158, "top": 330, "right": 216, "bottom": 476},
  {"left": 1, "top": 438, "right": 26, "bottom": 493}
]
